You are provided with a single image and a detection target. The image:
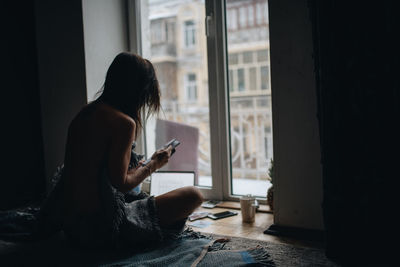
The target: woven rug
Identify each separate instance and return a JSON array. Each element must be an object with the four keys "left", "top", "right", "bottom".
[
  {"left": 1, "top": 228, "right": 274, "bottom": 266},
  {"left": 0, "top": 228, "right": 340, "bottom": 266},
  {"left": 201, "top": 233, "right": 340, "bottom": 267}
]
